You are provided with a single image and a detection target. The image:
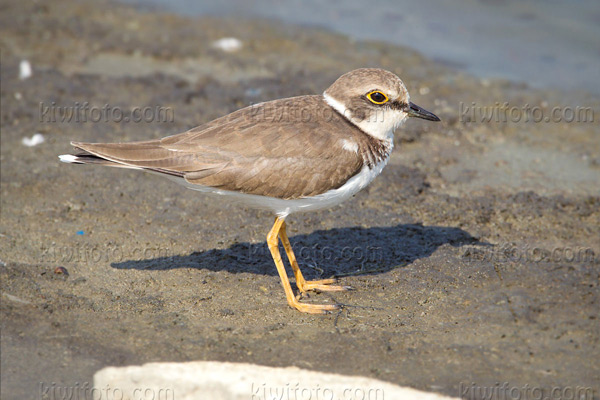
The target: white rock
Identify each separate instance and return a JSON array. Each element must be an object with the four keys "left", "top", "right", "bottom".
[
  {"left": 22, "top": 133, "right": 45, "bottom": 147},
  {"left": 19, "top": 60, "right": 32, "bottom": 80},
  {"left": 212, "top": 37, "right": 243, "bottom": 52},
  {"left": 94, "top": 361, "right": 458, "bottom": 400}
]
